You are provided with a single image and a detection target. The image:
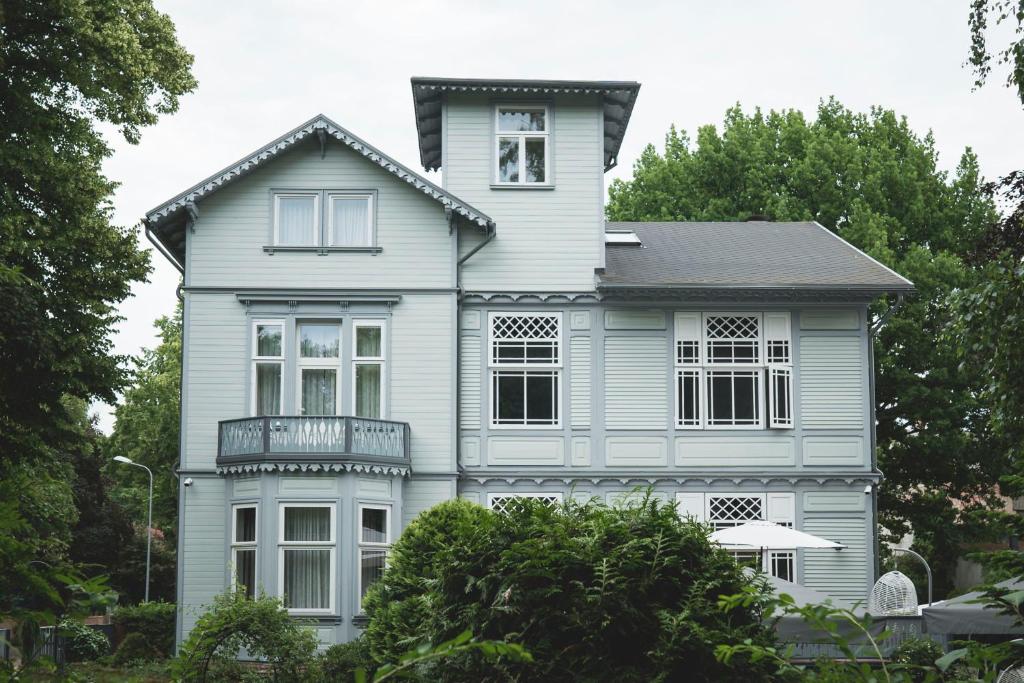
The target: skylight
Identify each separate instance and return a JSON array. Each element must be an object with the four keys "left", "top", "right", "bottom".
[{"left": 605, "top": 231, "right": 642, "bottom": 246}]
